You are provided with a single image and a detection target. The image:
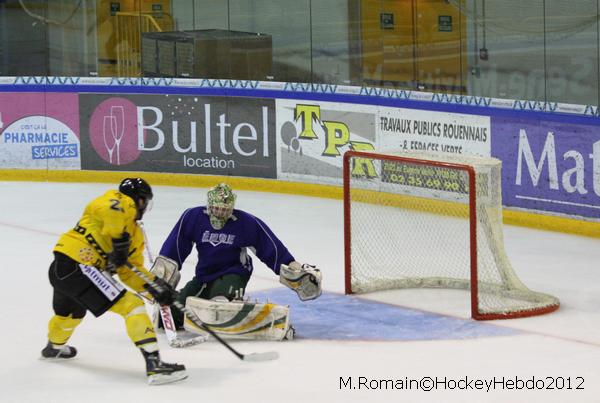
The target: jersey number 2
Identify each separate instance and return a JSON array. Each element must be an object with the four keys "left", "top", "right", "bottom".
[{"left": 110, "top": 199, "right": 124, "bottom": 212}]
